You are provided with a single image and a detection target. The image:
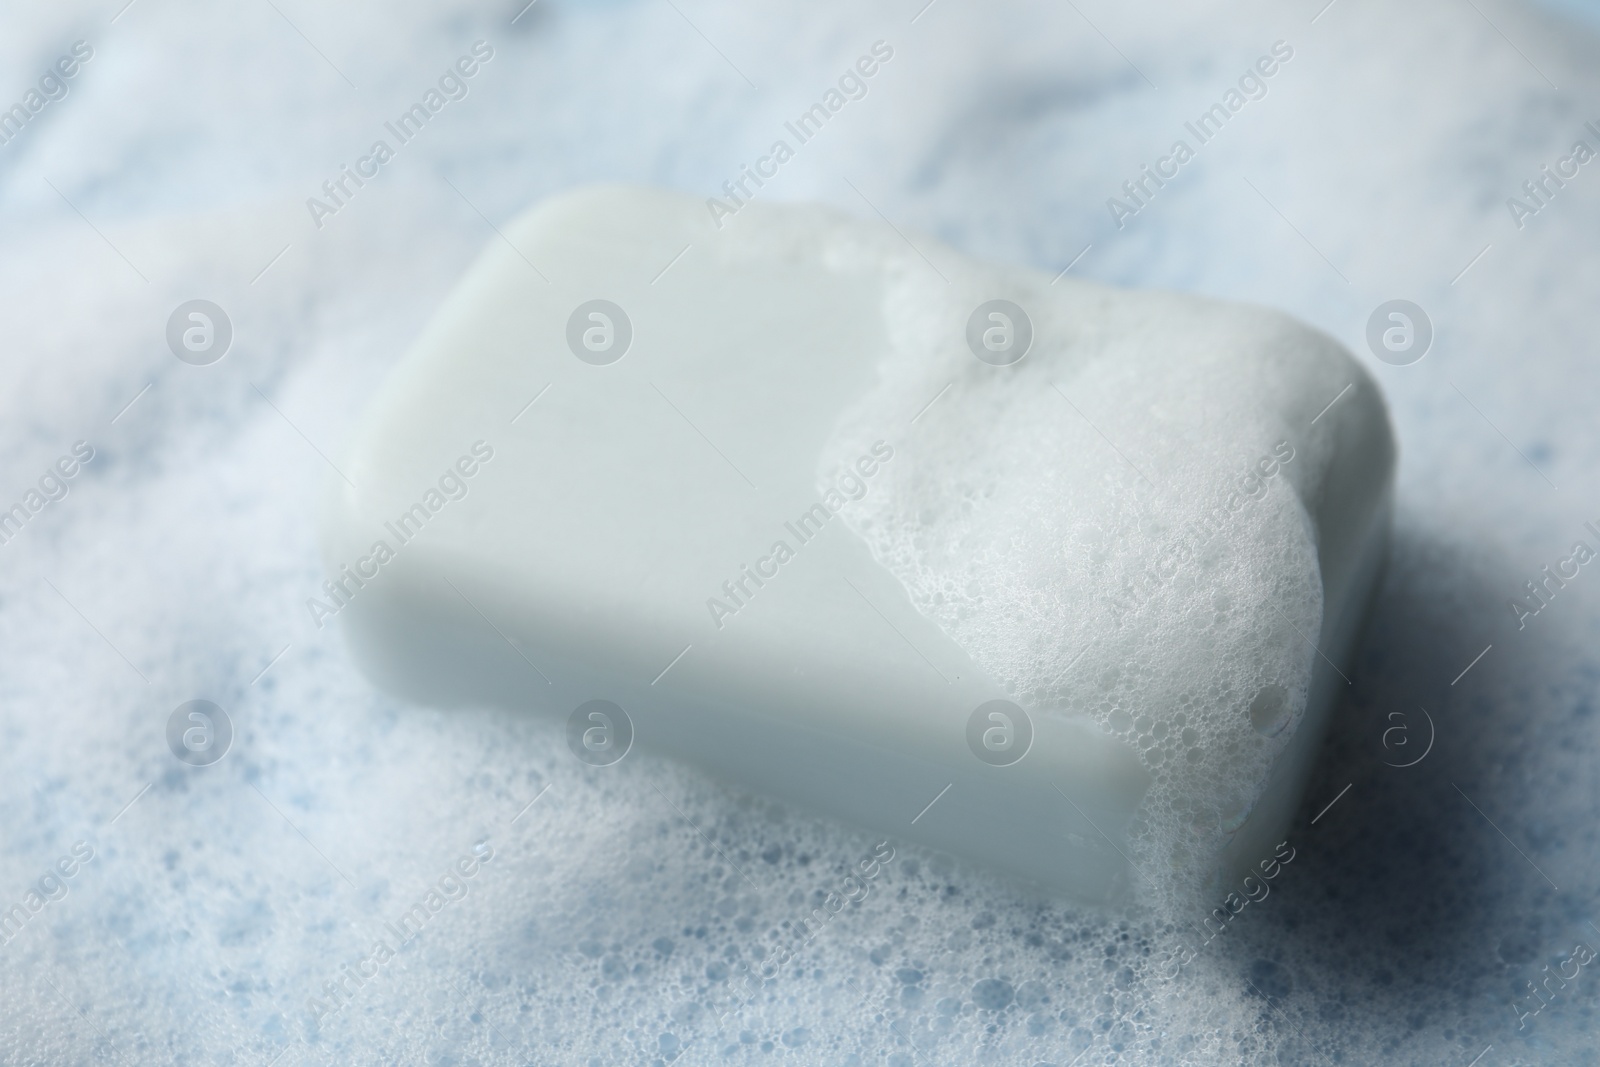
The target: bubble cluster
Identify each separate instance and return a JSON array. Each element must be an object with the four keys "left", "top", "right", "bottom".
[
  {"left": 734, "top": 200, "right": 1340, "bottom": 916},
  {"left": 4, "top": 0, "right": 1599, "bottom": 1064}
]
